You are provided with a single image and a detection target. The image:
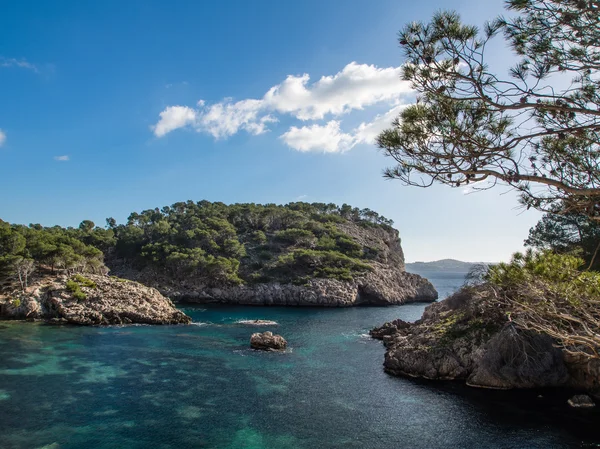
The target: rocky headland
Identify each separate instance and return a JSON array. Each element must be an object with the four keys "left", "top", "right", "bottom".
[
  {"left": 0, "top": 274, "right": 191, "bottom": 325},
  {"left": 110, "top": 208, "right": 438, "bottom": 307},
  {"left": 371, "top": 285, "right": 600, "bottom": 398},
  {"left": 1, "top": 202, "right": 437, "bottom": 324}
]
